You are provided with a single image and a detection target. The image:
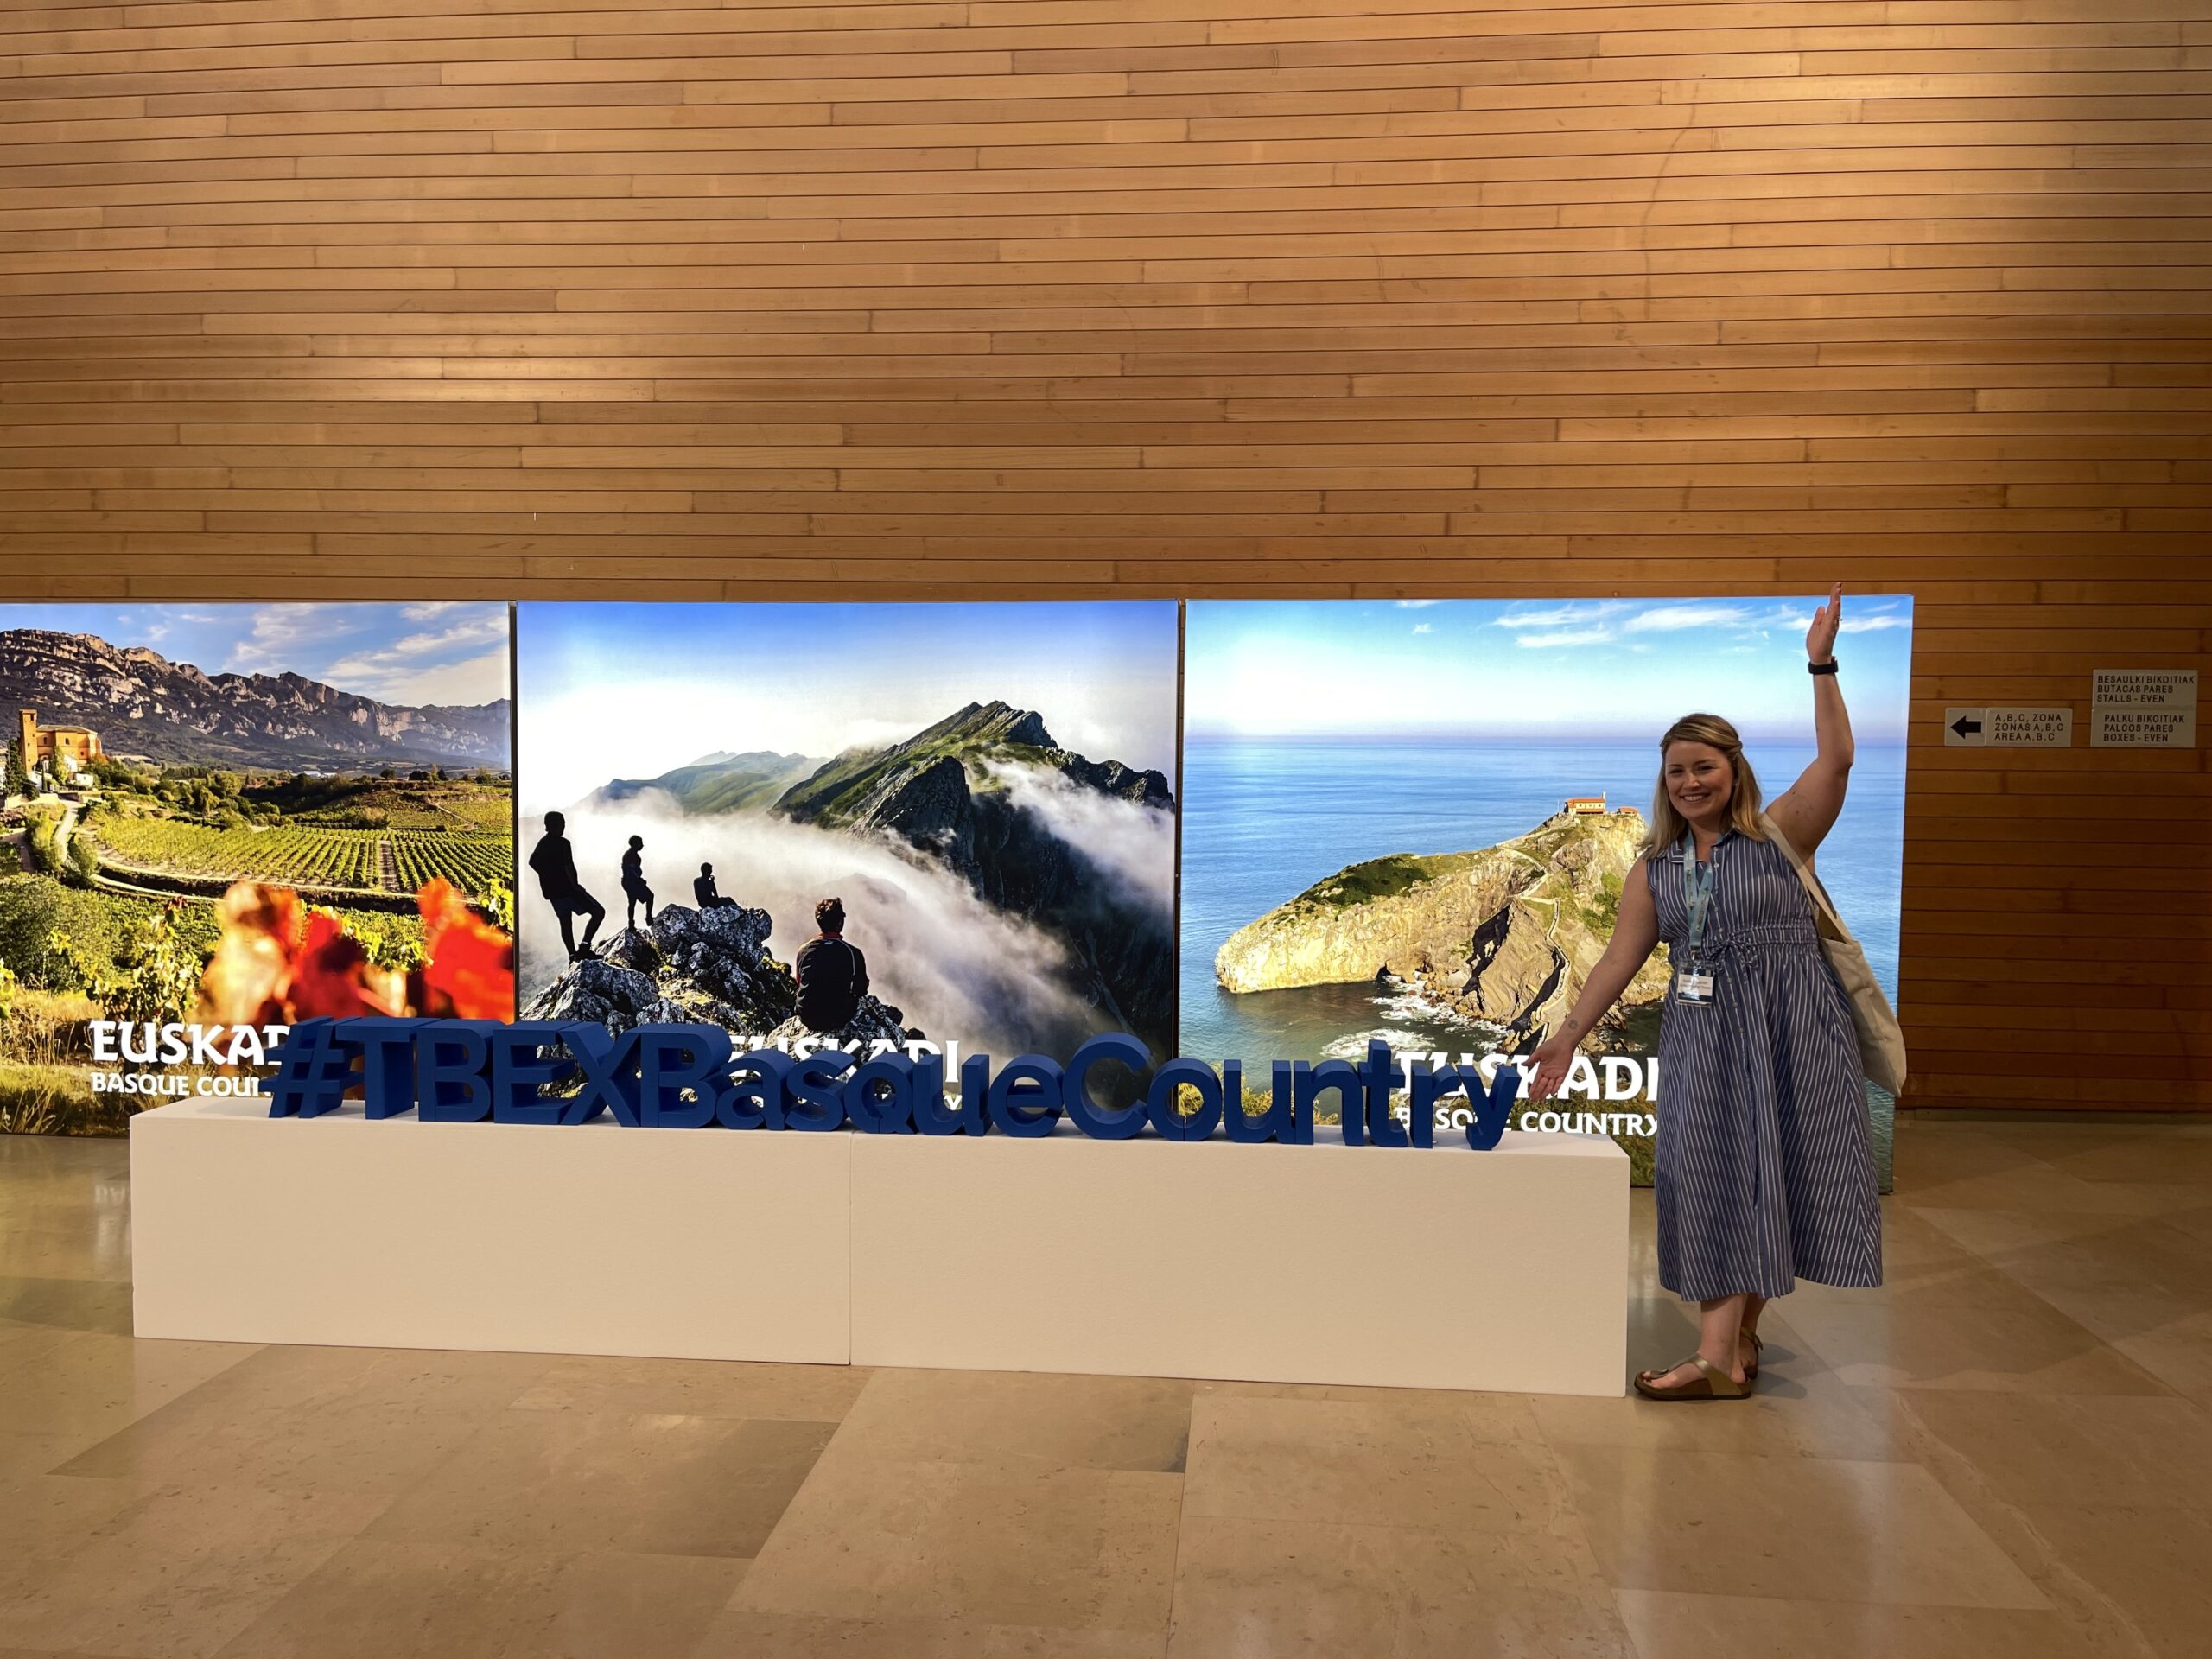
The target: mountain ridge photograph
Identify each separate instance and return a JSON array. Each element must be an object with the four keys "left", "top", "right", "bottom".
[
  {"left": 0, "top": 625, "right": 509, "bottom": 771},
  {"left": 516, "top": 602, "right": 1179, "bottom": 1065}
]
